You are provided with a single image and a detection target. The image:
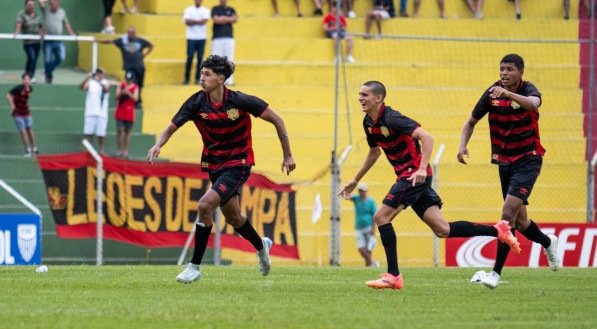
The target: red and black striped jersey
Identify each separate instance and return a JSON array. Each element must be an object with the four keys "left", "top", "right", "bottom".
[
  {"left": 472, "top": 80, "right": 545, "bottom": 164},
  {"left": 365, "top": 104, "right": 432, "bottom": 178},
  {"left": 9, "top": 84, "right": 32, "bottom": 117},
  {"left": 172, "top": 88, "right": 267, "bottom": 171}
]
